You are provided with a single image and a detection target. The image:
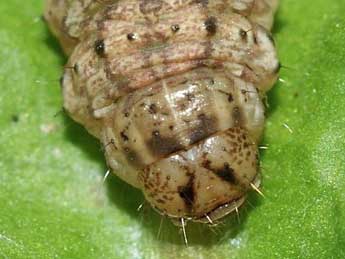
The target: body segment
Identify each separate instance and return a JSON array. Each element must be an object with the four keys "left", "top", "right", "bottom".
[{"left": 45, "top": 0, "right": 279, "bottom": 223}]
